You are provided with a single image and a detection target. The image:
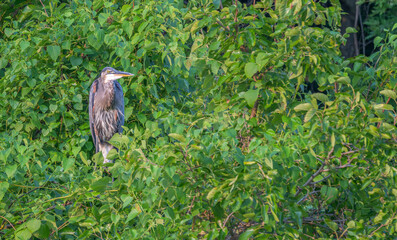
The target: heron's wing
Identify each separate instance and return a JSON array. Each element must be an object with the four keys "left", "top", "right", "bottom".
[
  {"left": 89, "top": 79, "right": 99, "bottom": 152},
  {"left": 114, "top": 81, "right": 124, "bottom": 134}
]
